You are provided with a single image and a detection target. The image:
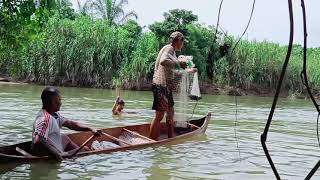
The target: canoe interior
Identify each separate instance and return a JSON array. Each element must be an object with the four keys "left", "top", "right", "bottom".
[{"left": 0, "top": 114, "right": 208, "bottom": 161}]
